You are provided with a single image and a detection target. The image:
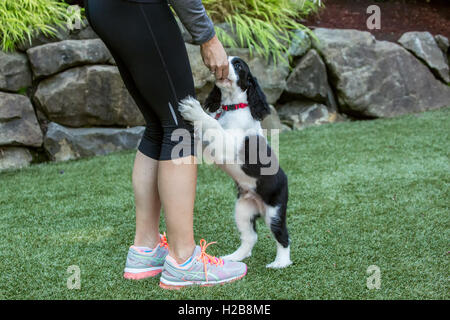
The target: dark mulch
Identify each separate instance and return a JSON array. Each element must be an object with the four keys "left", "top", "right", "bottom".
[
  {"left": 72, "top": 0, "right": 449, "bottom": 42},
  {"left": 302, "top": 0, "right": 450, "bottom": 41}
]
